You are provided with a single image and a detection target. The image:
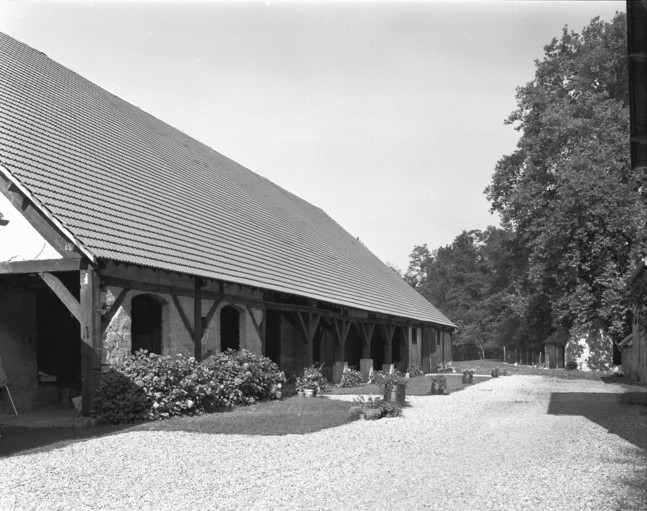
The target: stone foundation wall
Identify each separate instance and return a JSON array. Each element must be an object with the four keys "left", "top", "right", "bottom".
[{"left": 100, "top": 274, "right": 265, "bottom": 366}]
